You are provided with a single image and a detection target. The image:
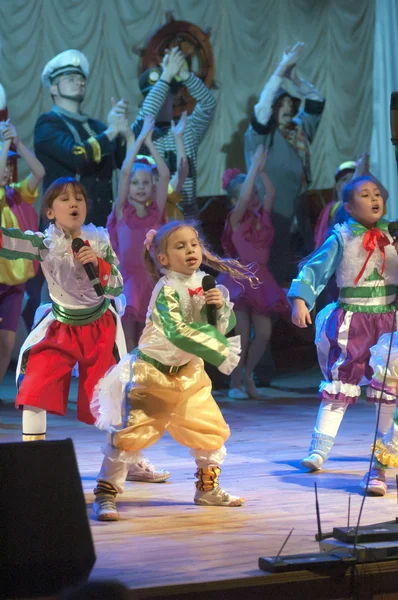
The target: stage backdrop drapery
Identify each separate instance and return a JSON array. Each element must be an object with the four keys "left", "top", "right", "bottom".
[
  {"left": 0, "top": 0, "right": 374, "bottom": 203},
  {"left": 370, "top": 0, "right": 398, "bottom": 220}
]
